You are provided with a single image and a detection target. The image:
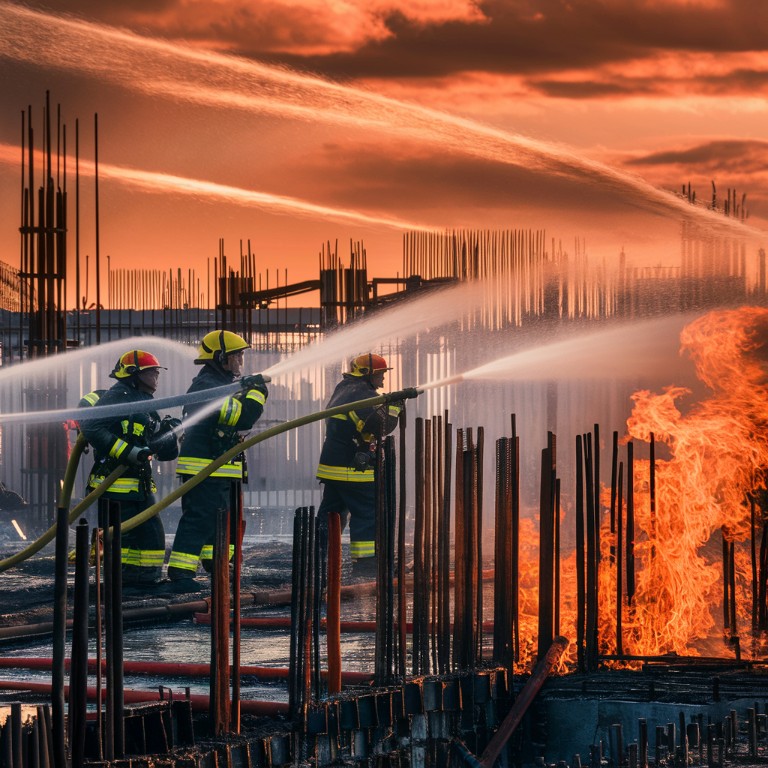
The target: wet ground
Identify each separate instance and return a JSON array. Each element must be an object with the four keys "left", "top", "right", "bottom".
[{"left": 0, "top": 524, "right": 379, "bottom": 708}]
